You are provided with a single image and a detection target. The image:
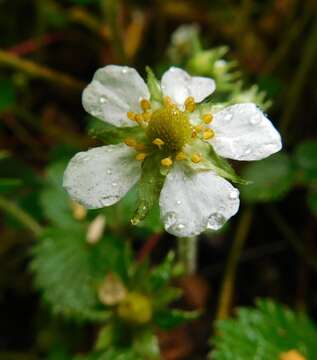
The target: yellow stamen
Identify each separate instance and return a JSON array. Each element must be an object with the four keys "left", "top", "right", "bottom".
[
  {"left": 163, "top": 96, "right": 174, "bottom": 107},
  {"left": 142, "top": 111, "right": 152, "bottom": 122},
  {"left": 195, "top": 125, "right": 203, "bottom": 133},
  {"left": 135, "top": 143, "right": 146, "bottom": 151},
  {"left": 135, "top": 152, "right": 148, "bottom": 161},
  {"left": 140, "top": 98, "right": 151, "bottom": 111},
  {"left": 124, "top": 137, "right": 137, "bottom": 147},
  {"left": 135, "top": 114, "right": 143, "bottom": 123},
  {"left": 184, "top": 96, "right": 196, "bottom": 112},
  {"left": 203, "top": 128, "right": 215, "bottom": 140},
  {"left": 191, "top": 153, "right": 202, "bottom": 163},
  {"left": 152, "top": 138, "right": 165, "bottom": 149},
  {"left": 127, "top": 111, "right": 137, "bottom": 121},
  {"left": 161, "top": 157, "right": 173, "bottom": 167},
  {"left": 176, "top": 151, "right": 187, "bottom": 161},
  {"left": 202, "top": 113, "right": 213, "bottom": 124}
]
